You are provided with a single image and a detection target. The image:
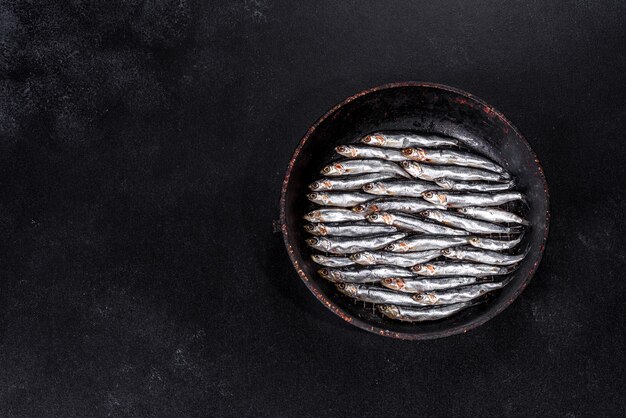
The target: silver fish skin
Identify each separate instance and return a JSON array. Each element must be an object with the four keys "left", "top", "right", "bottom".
[
  {"left": 381, "top": 276, "right": 480, "bottom": 293},
  {"left": 304, "top": 223, "right": 398, "bottom": 237},
  {"left": 362, "top": 180, "right": 441, "bottom": 197},
  {"left": 336, "top": 283, "right": 429, "bottom": 307},
  {"left": 311, "top": 254, "right": 355, "bottom": 267},
  {"left": 412, "top": 261, "right": 509, "bottom": 277},
  {"left": 469, "top": 236, "right": 523, "bottom": 251},
  {"left": 352, "top": 198, "right": 445, "bottom": 214},
  {"left": 411, "top": 280, "right": 511, "bottom": 305},
  {"left": 361, "top": 132, "right": 459, "bottom": 148},
  {"left": 401, "top": 161, "right": 506, "bottom": 182},
  {"left": 367, "top": 212, "right": 469, "bottom": 236},
  {"left": 306, "top": 233, "right": 406, "bottom": 255},
  {"left": 421, "top": 191, "right": 525, "bottom": 207},
  {"left": 306, "top": 191, "right": 372, "bottom": 207},
  {"left": 309, "top": 173, "right": 397, "bottom": 191},
  {"left": 435, "top": 178, "right": 515, "bottom": 192},
  {"left": 441, "top": 247, "right": 527, "bottom": 266},
  {"left": 420, "top": 210, "right": 519, "bottom": 234},
  {"left": 303, "top": 209, "right": 366, "bottom": 223},
  {"left": 318, "top": 266, "right": 415, "bottom": 283},
  {"left": 402, "top": 148, "right": 507, "bottom": 175},
  {"left": 335, "top": 145, "right": 406, "bottom": 162},
  {"left": 457, "top": 206, "right": 529, "bottom": 225},
  {"left": 385, "top": 235, "right": 473, "bottom": 252},
  {"left": 350, "top": 250, "right": 441, "bottom": 267},
  {"left": 378, "top": 301, "right": 476, "bottom": 321},
  {"left": 321, "top": 159, "right": 410, "bottom": 178}
]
